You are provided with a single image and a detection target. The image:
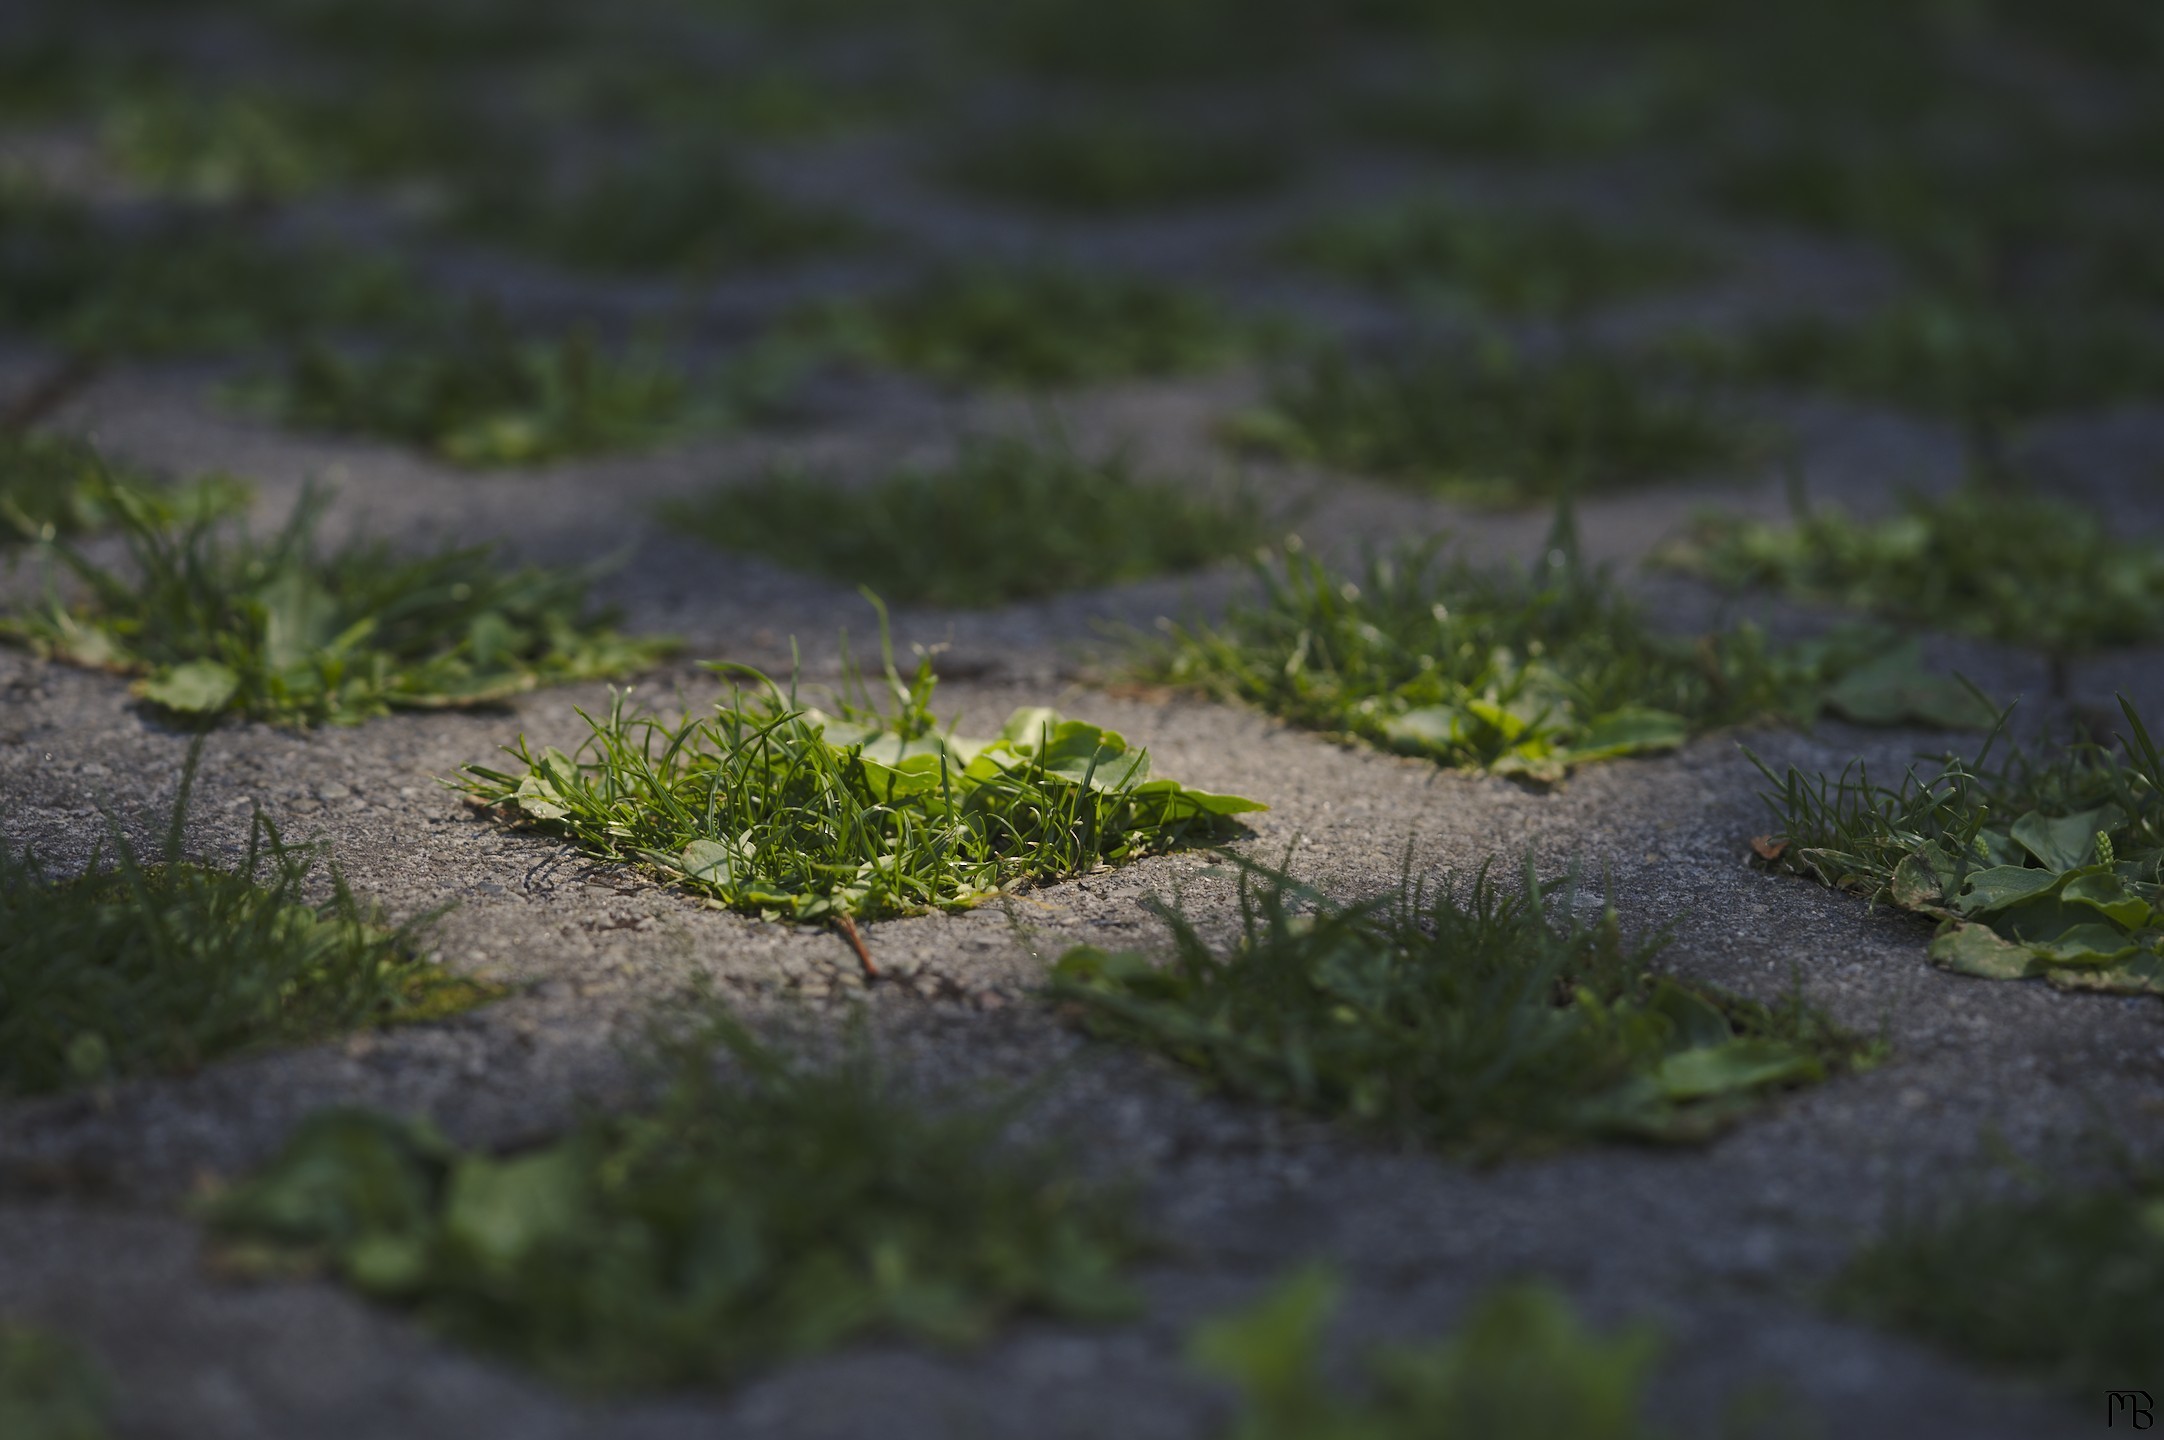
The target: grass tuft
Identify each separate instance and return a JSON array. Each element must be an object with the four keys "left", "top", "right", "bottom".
[
  {"left": 461, "top": 603, "right": 1262, "bottom": 920},
  {"left": 203, "top": 1012, "right": 1145, "bottom": 1392},
  {"left": 1657, "top": 486, "right": 2164, "bottom": 657},
  {"left": 1141, "top": 532, "right": 1975, "bottom": 780},
  {"left": 0, "top": 434, "right": 246, "bottom": 545},
  {"left": 1053, "top": 858, "right": 1868, "bottom": 1155},
  {"left": 0, "top": 1323, "right": 109, "bottom": 1440},
  {"left": 945, "top": 115, "right": 1292, "bottom": 213},
  {"left": 454, "top": 146, "right": 861, "bottom": 275},
  {"left": 0, "top": 184, "right": 423, "bottom": 358},
  {"left": 1829, "top": 1147, "right": 2164, "bottom": 1399},
  {"left": 243, "top": 312, "right": 697, "bottom": 466},
  {"left": 660, "top": 435, "right": 1267, "bottom": 608},
  {"left": 2, "top": 489, "right": 672, "bottom": 727},
  {"left": 1195, "top": 1266, "right": 1664, "bottom": 1440},
  {"left": 1751, "top": 695, "right": 2164, "bottom": 993},
  {"left": 0, "top": 745, "right": 493, "bottom": 1098},
  {"left": 792, "top": 266, "right": 1245, "bottom": 389},
  {"left": 1228, "top": 341, "right": 1753, "bottom": 505},
  {"left": 1280, "top": 198, "right": 1712, "bottom": 319}
]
